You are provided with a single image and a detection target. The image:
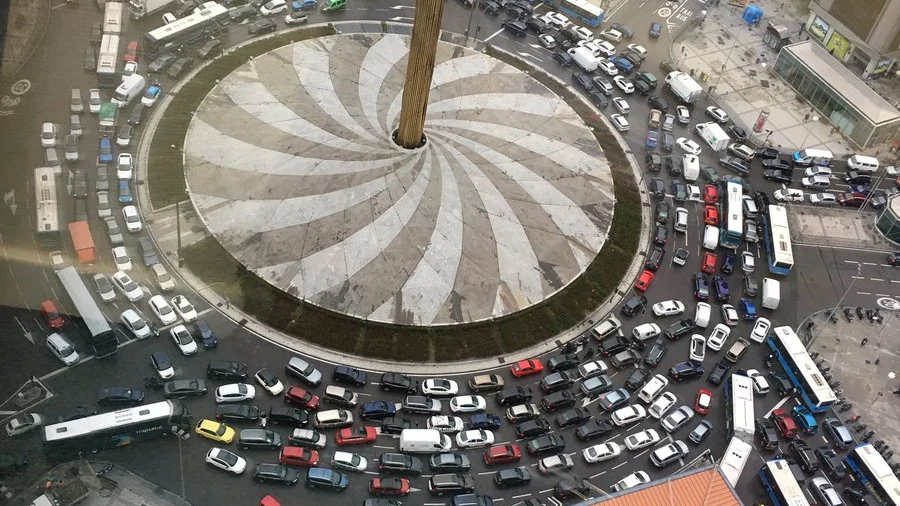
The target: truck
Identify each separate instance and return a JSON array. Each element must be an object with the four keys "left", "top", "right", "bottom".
[
  {"left": 567, "top": 46, "right": 599, "bottom": 73},
  {"left": 112, "top": 74, "right": 146, "bottom": 108},
  {"left": 695, "top": 122, "right": 730, "bottom": 151},
  {"left": 99, "top": 102, "right": 118, "bottom": 136},
  {"left": 398, "top": 429, "right": 452, "bottom": 453},
  {"left": 761, "top": 278, "right": 780, "bottom": 310},
  {"left": 129, "top": 0, "right": 179, "bottom": 19},
  {"left": 68, "top": 221, "right": 96, "bottom": 264},
  {"left": 664, "top": 71, "right": 703, "bottom": 103}
]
